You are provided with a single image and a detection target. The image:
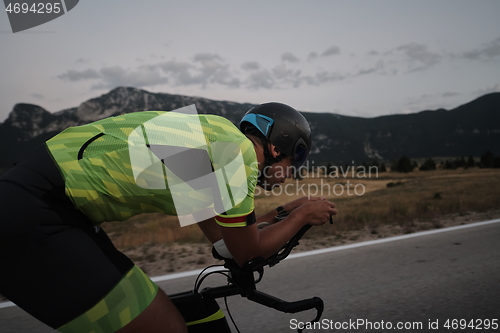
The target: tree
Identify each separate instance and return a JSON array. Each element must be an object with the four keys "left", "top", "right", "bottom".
[
  {"left": 494, "top": 156, "right": 500, "bottom": 168},
  {"left": 326, "top": 162, "right": 332, "bottom": 173},
  {"left": 419, "top": 158, "right": 436, "bottom": 171},
  {"left": 397, "top": 156, "right": 414, "bottom": 173},
  {"left": 380, "top": 163, "right": 387, "bottom": 172},
  {"left": 390, "top": 160, "right": 398, "bottom": 172},
  {"left": 467, "top": 155, "right": 476, "bottom": 168},
  {"left": 456, "top": 157, "right": 467, "bottom": 168},
  {"left": 444, "top": 159, "right": 457, "bottom": 170},
  {"left": 480, "top": 151, "right": 495, "bottom": 168}
]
